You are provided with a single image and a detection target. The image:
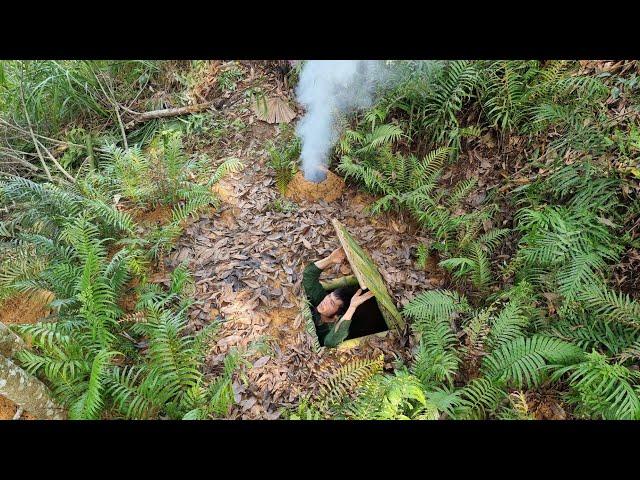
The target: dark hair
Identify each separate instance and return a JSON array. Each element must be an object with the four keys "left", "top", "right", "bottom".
[{"left": 332, "top": 286, "right": 360, "bottom": 316}]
